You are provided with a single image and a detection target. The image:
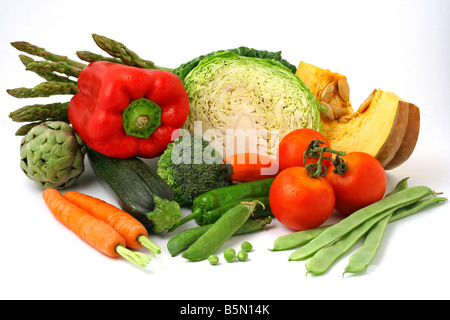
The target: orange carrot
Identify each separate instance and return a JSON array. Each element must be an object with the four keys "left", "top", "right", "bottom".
[
  {"left": 224, "top": 153, "right": 279, "bottom": 182},
  {"left": 42, "top": 188, "right": 151, "bottom": 267},
  {"left": 64, "top": 191, "right": 161, "bottom": 256}
]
